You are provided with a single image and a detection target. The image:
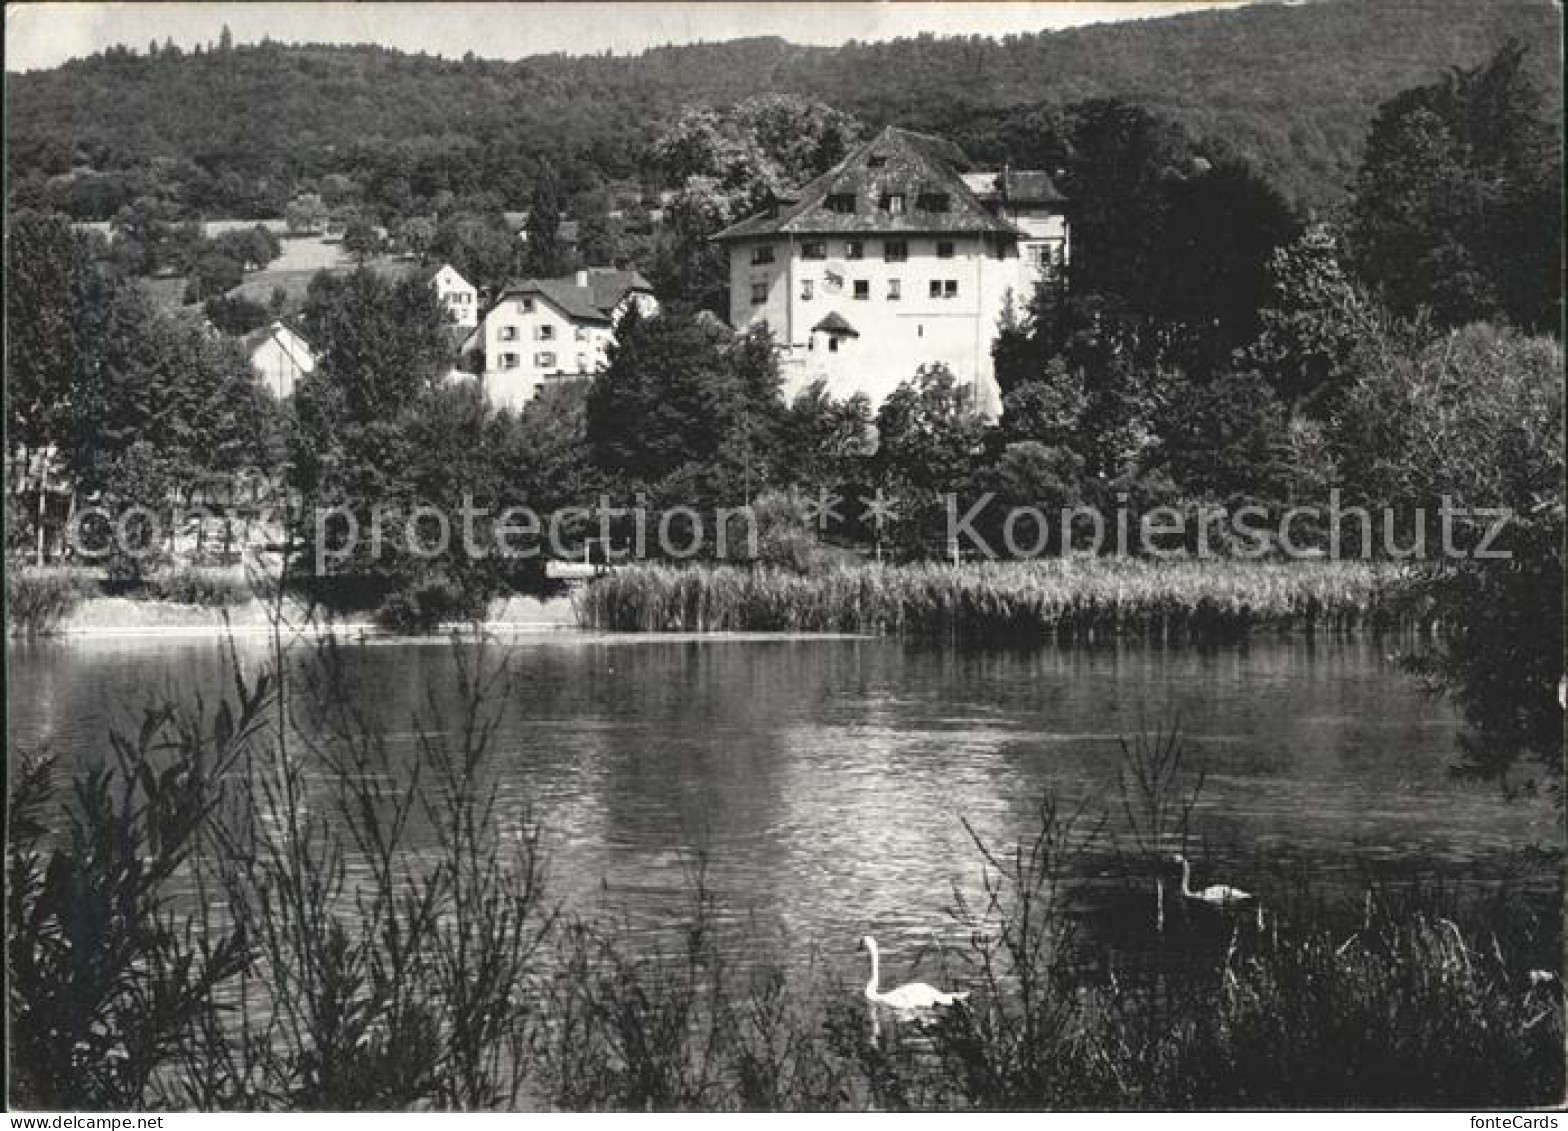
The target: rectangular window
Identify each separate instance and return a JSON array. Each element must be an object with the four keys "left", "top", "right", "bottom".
[
  {"left": 519, "top": 298, "right": 534, "bottom": 313},
  {"left": 801, "top": 241, "right": 827, "bottom": 260},
  {"left": 881, "top": 193, "right": 906, "bottom": 215},
  {"left": 751, "top": 245, "right": 775, "bottom": 265},
  {"left": 575, "top": 326, "right": 589, "bottom": 341},
  {"left": 499, "top": 326, "right": 518, "bottom": 341},
  {"left": 500, "top": 352, "right": 518, "bottom": 369},
  {"left": 535, "top": 352, "right": 557, "bottom": 368},
  {"left": 576, "top": 353, "right": 588, "bottom": 371},
  {"left": 884, "top": 240, "right": 907, "bottom": 262},
  {"left": 536, "top": 324, "right": 555, "bottom": 341},
  {"left": 936, "top": 240, "right": 955, "bottom": 259},
  {"left": 853, "top": 280, "right": 869, "bottom": 300},
  {"left": 929, "top": 279, "right": 942, "bottom": 299},
  {"left": 828, "top": 337, "right": 841, "bottom": 353},
  {"left": 751, "top": 282, "right": 768, "bottom": 305},
  {"left": 800, "top": 279, "right": 814, "bottom": 300},
  {"left": 887, "top": 278, "right": 901, "bottom": 300},
  {"left": 846, "top": 240, "right": 864, "bottom": 260},
  {"left": 825, "top": 193, "right": 855, "bottom": 214},
  {"left": 944, "top": 279, "right": 959, "bottom": 298},
  {"left": 867, "top": 154, "right": 887, "bottom": 168}
]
